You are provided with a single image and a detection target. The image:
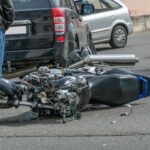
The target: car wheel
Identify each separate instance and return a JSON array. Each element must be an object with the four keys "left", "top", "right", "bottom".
[
  {"left": 110, "top": 26, "right": 127, "bottom": 48},
  {"left": 89, "top": 33, "right": 97, "bottom": 54},
  {"left": 67, "top": 41, "right": 80, "bottom": 66},
  {"left": 89, "top": 41, "right": 97, "bottom": 54},
  {"left": 74, "top": 41, "right": 79, "bottom": 50}
]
